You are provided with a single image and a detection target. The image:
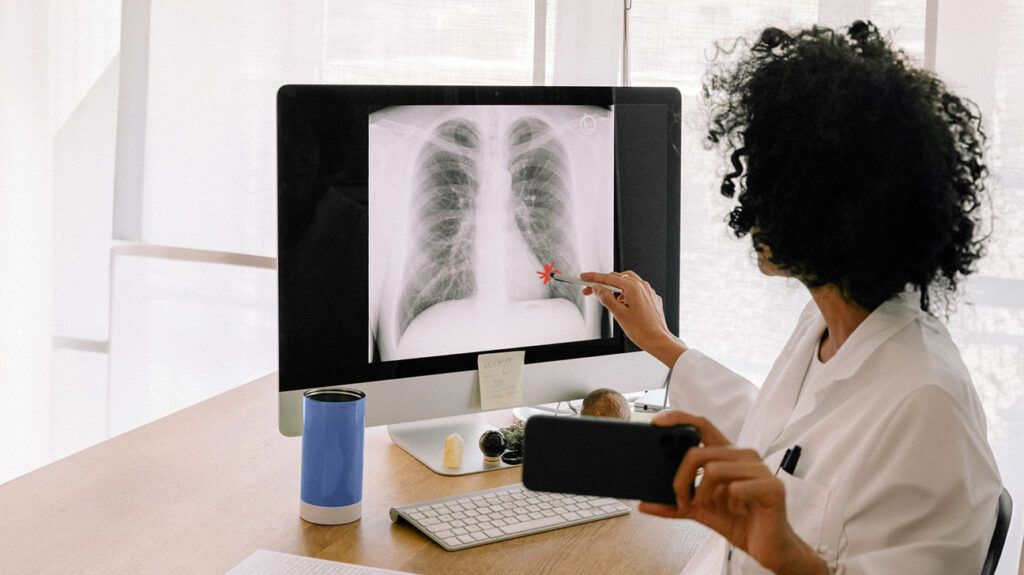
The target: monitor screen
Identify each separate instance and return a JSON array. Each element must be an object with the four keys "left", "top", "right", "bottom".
[
  {"left": 369, "top": 104, "right": 614, "bottom": 362},
  {"left": 278, "top": 86, "right": 679, "bottom": 393}
]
